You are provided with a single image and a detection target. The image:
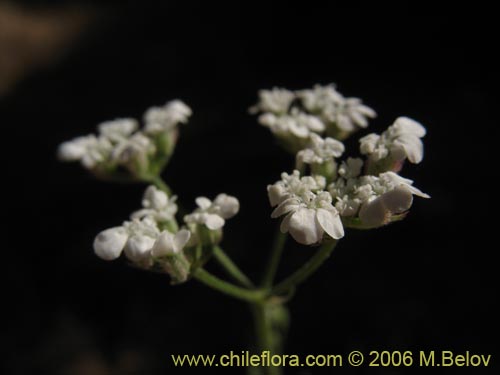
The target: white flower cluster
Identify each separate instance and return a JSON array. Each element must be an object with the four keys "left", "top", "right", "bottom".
[
  {"left": 329, "top": 167, "right": 430, "bottom": 228},
  {"left": 297, "top": 84, "right": 376, "bottom": 134},
  {"left": 58, "top": 100, "right": 192, "bottom": 178},
  {"left": 268, "top": 114, "right": 430, "bottom": 243},
  {"left": 360, "top": 116, "right": 426, "bottom": 167},
  {"left": 268, "top": 171, "right": 344, "bottom": 245},
  {"left": 93, "top": 185, "right": 240, "bottom": 282},
  {"left": 251, "top": 84, "right": 376, "bottom": 151},
  {"left": 93, "top": 186, "right": 184, "bottom": 263}
]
